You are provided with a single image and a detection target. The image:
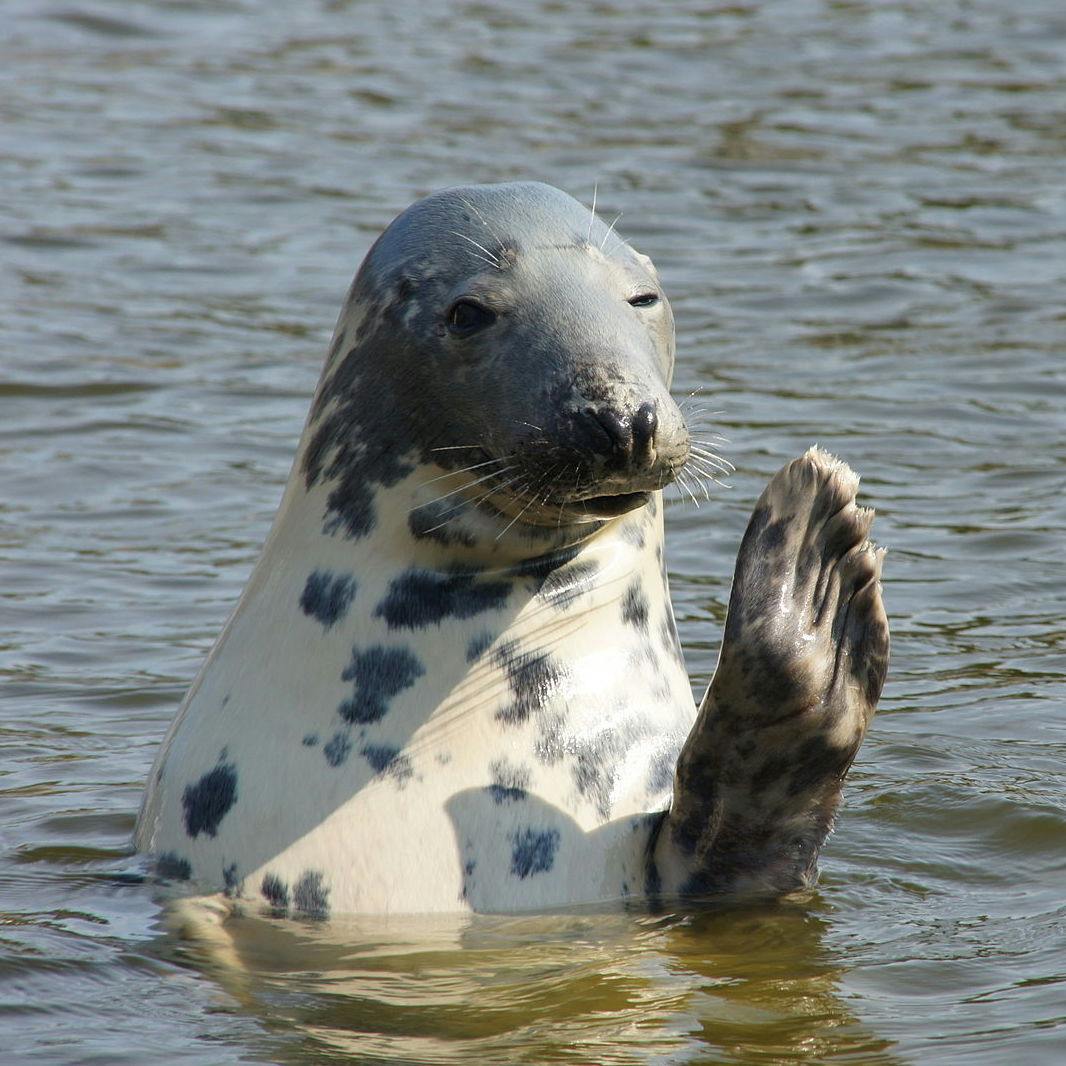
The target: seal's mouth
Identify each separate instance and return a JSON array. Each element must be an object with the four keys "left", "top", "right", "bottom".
[
  {"left": 418, "top": 441, "right": 689, "bottom": 531},
  {"left": 577, "top": 490, "right": 652, "bottom": 517}
]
